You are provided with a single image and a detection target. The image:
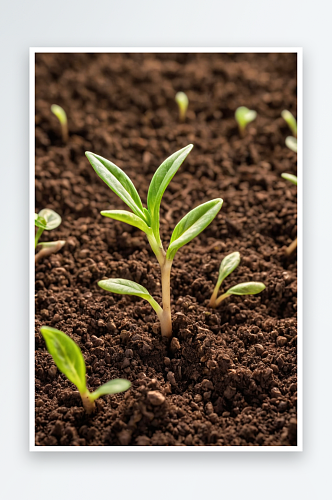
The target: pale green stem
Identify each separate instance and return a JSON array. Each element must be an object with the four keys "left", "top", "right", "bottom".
[
  {"left": 147, "top": 296, "right": 164, "bottom": 321},
  {"left": 160, "top": 259, "right": 173, "bottom": 338},
  {"left": 214, "top": 291, "right": 231, "bottom": 308},
  {"left": 147, "top": 233, "right": 165, "bottom": 266},
  {"left": 61, "top": 122, "right": 69, "bottom": 142},
  {"left": 80, "top": 390, "right": 95, "bottom": 414},
  {"left": 35, "top": 227, "right": 44, "bottom": 248},
  {"left": 208, "top": 281, "right": 222, "bottom": 308}
]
